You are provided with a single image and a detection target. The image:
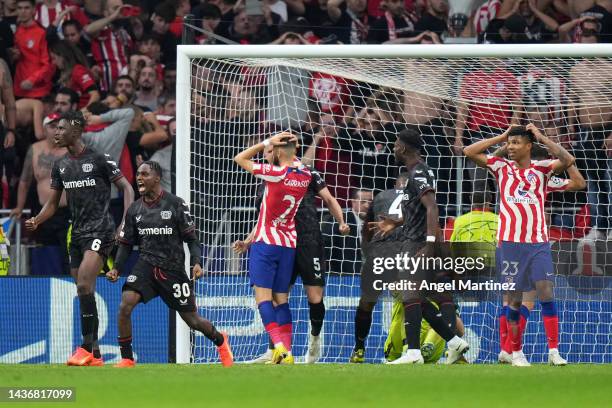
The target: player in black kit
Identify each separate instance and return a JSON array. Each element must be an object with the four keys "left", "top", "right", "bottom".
[
  {"left": 106, "top": 161, "right": 234, "bottom": 367},
  {"left": 235, "top": 145, "right": 349, "bottom": 364},
  {"left": 370, "top": 127, "right": 469, "bottom": 364},
  {"left": 26, "top": 111, "right": 135, "bottom": 366},
  {"left": 350, "top": 173, "right": 409, "bottom": 363}
]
